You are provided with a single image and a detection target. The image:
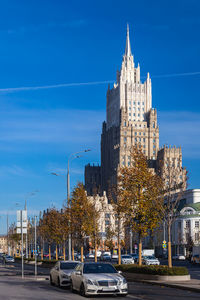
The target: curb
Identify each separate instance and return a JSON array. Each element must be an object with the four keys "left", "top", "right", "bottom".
[
  {"left": 128, "top": 280, "right": 200, "bottom": 294},
  {"left": 15, "top": 276, "right": 49, "bottom": 281}
]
